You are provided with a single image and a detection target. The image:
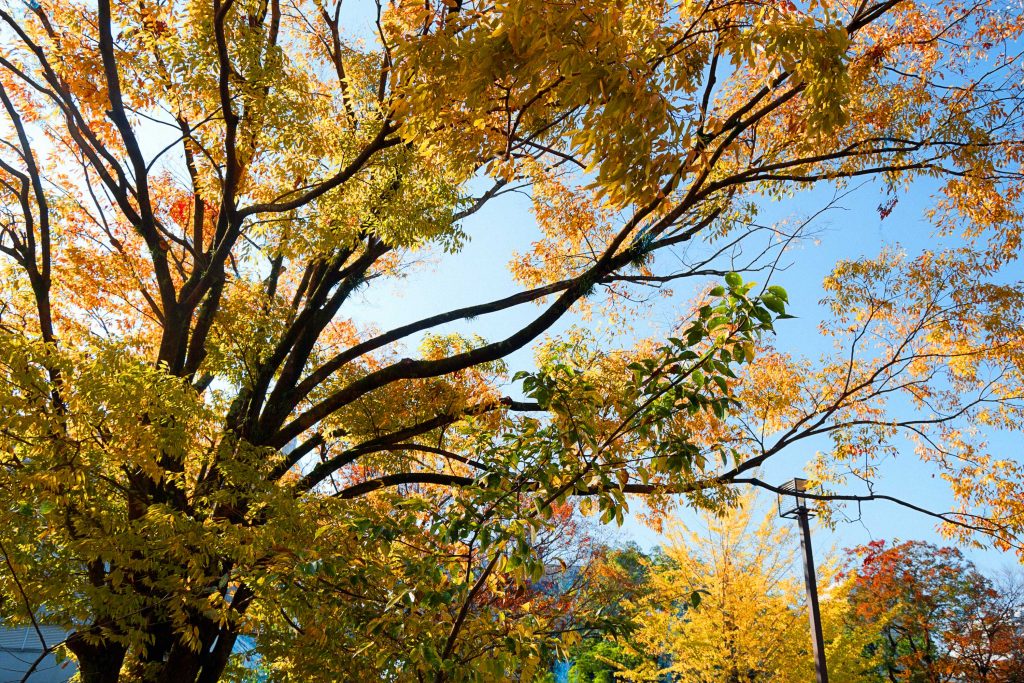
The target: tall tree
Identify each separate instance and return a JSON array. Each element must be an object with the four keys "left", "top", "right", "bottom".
[
  {"left": 0, "top": 0, "right": 1023, "bottom": 680},
  {"left": 619, "top": 495, "right": 881, "bottom": 682}
]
